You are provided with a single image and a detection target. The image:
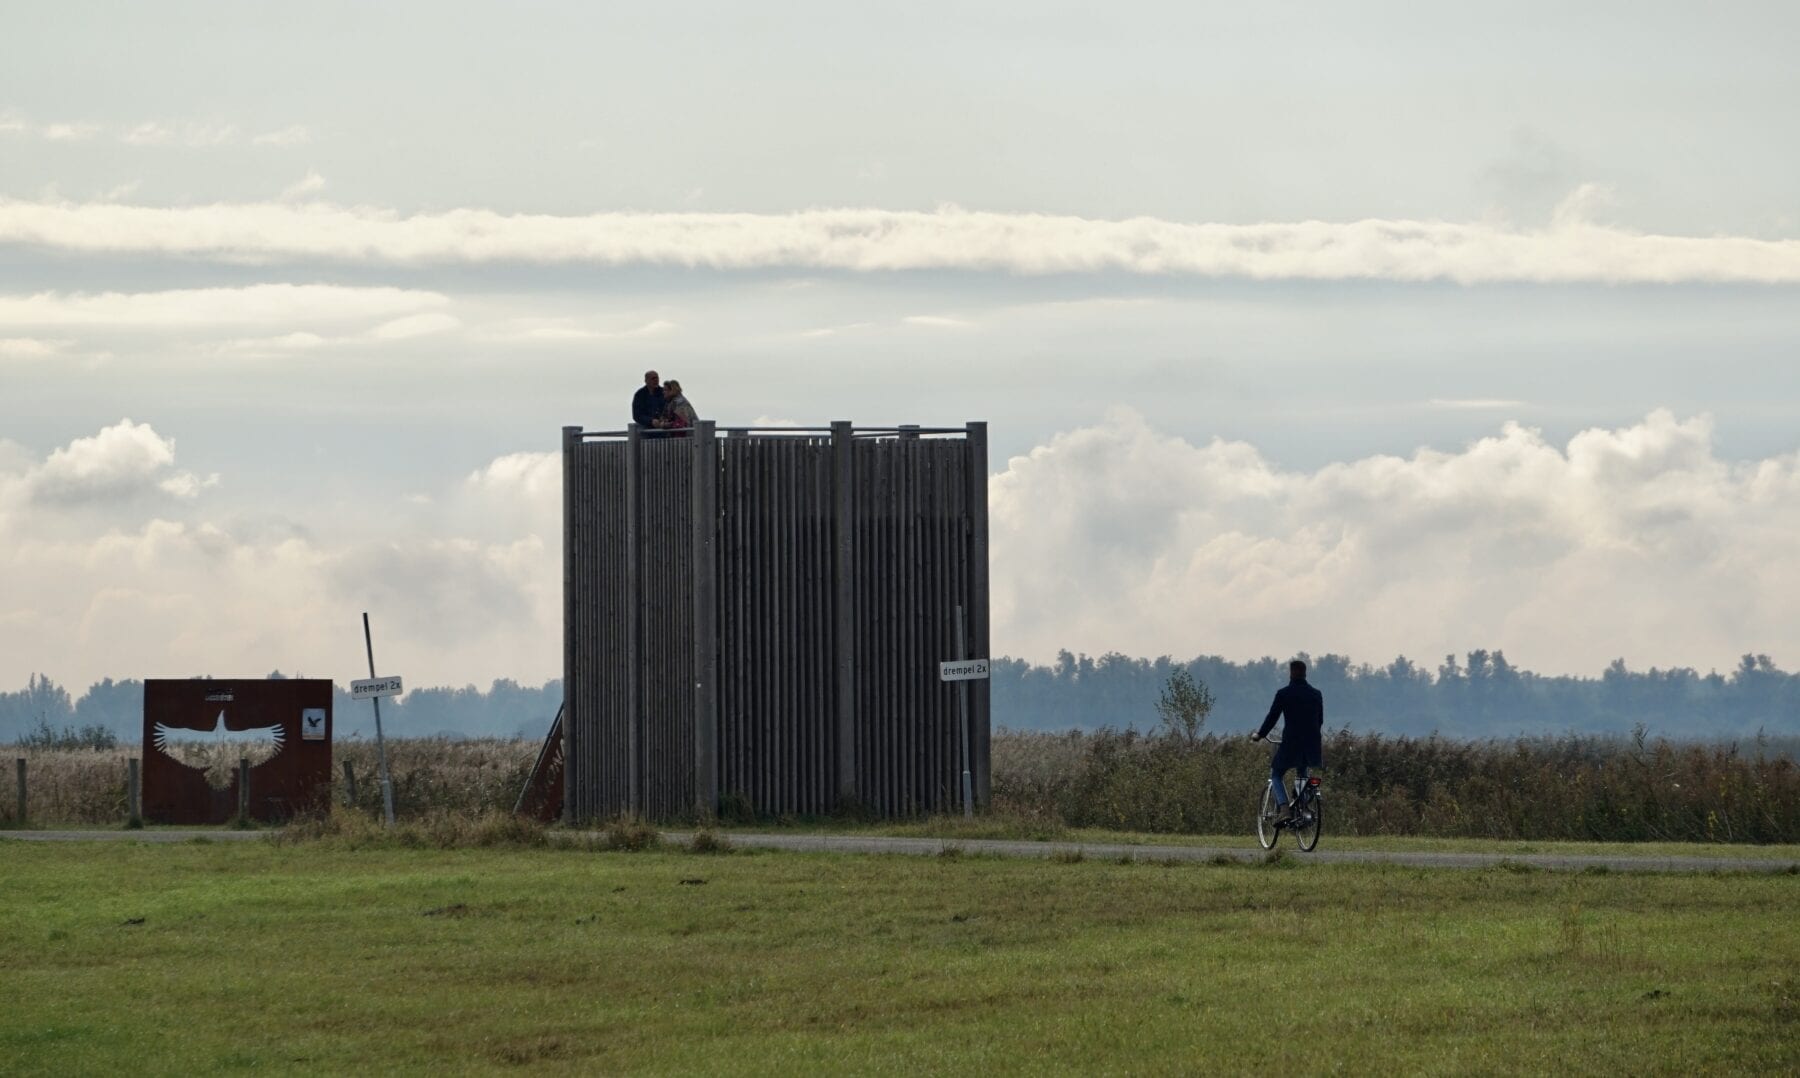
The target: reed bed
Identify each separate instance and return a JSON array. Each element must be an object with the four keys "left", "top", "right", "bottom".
[{"left": 4, "top": 728, "right": 1795, "bottom": 842}]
